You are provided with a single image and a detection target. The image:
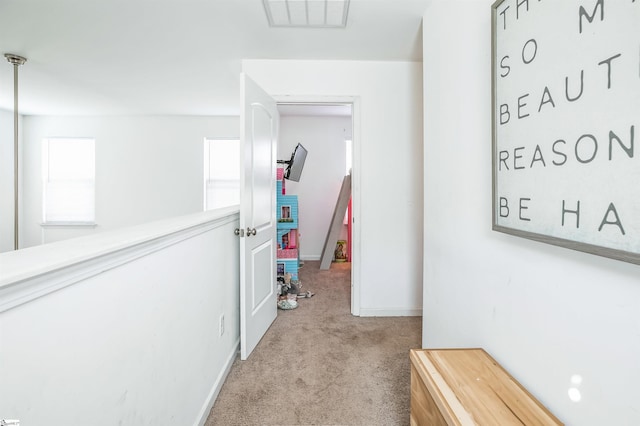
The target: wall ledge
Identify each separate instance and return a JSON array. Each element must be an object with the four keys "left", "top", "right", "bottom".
[{"left": 0, "top": 206, "right": 240, "bottom": 313}]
